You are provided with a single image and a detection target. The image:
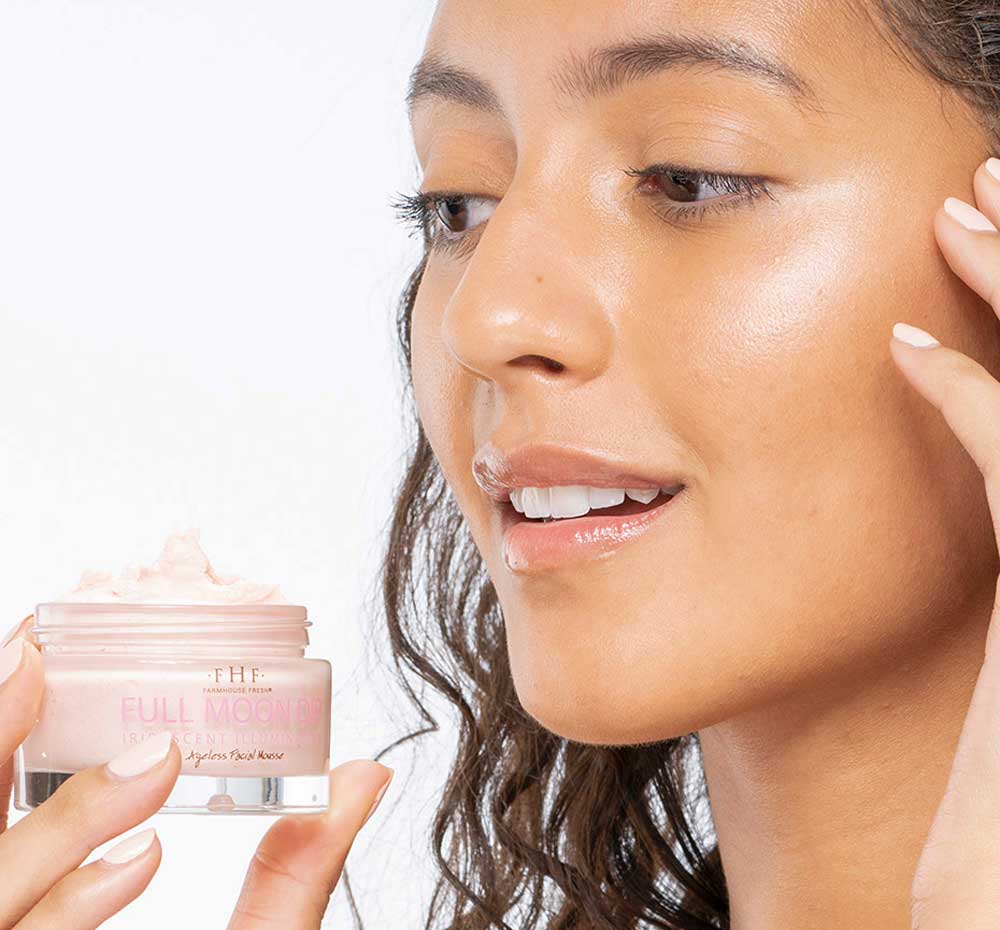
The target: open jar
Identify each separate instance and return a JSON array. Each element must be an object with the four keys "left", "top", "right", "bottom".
[{"left": 13, "top": 602, "right": 331, "bottom": 815}]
